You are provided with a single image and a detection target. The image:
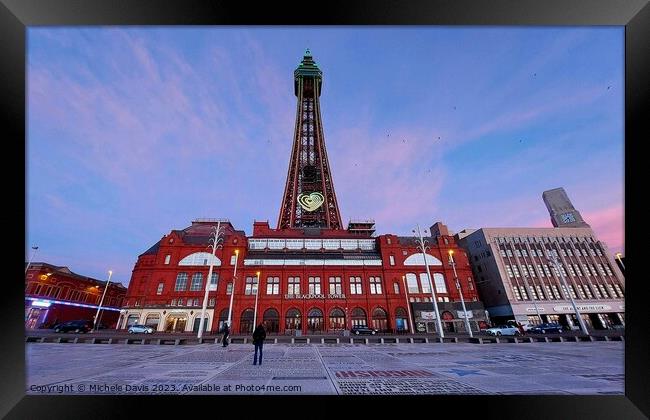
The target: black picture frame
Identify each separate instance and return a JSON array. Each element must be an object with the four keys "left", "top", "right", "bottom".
[{"left": 2, "top": 0, "right": 647, "bottom": 418}]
